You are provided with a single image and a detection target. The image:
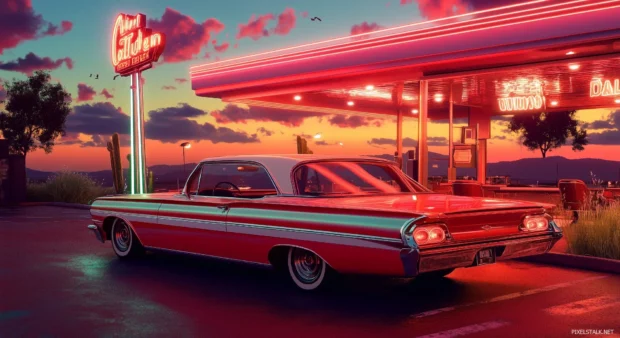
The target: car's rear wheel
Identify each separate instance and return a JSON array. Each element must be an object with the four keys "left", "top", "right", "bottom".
[
  {"left": 287, "top": 247, "right": 328, "bottom": 291},
  {"left": 111, "top": 218, "right": 143, "bottom": 258}
]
